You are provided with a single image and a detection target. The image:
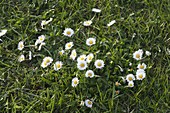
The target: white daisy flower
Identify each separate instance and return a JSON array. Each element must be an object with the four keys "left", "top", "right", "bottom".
[
  {"left": 94, "top": 59, "right": 105, "bottom": 69},
  {"left": 126, "top": 74, "right": 135, "bottom": 82},
  {"left": 145, "top": 51, "right": 151, "bottom": 56},
  {"left": 86, "top": 53, "right": 94, "bottom": 63},
  {"left": 77, "top": 60, "right": 87, "bottom": 70},
  {"left": 63, "top": 28, "right": 74, "bottom": 37},
  {"left": 29, "top": 51, "right": 32, "bottom": 60},
  {"left": 65, "top": 42, "right": 74, "bottom": 50},
  {"left": 38, "top": 35, "right": 45, "bottom": 43},
  {"left": 107, "top": 20, "right": 116, "bottom": 27},
  {"left": 137, "top": 63, "right": 147, "bottom": 70},
  {"left": 70, "top": 49, "right": 77, "bottom": 60},
  {"left": 18, "top": 54, "right": 25, "bottom": 62},
  {"left": 59, "top": 50, "right": 65, "bottom": 56},
  {"left": 85, "top": 99, "right": 93, "bottom": 108},
  {"left": 92, "top": 8, "right": 101, "bottom": 13},
  {"left": 136, "top": 69, "right": 146, "bottom": 80},
  {"left": 85, "top": 70, "right": 95, "bottom": 78},
  {"left": 83, "top": 20, "right": 92, "bottom": 26},
  {"left": 86, "top": 38, "right": 96, "bottom": 46},
  {"left": 41, "top": 57, "right": 53, "bottom": 68},
  {"left": 128, "top": 81, "right": 134, "bottom": 87},
  {"left": 54, "top": 61, "right": 63, "bottom": 71},
  {"left": 41, "top": 18, "right": 53, "bottom": 29},
  {"left": 77, "top": 54, "right": 86, "bottom": 62},
  {"left": 18, "top": 41, "right": 24, "bottom": 51},
  {"left": 0, "top": 29, "right": 7, "bottom": 37},
  {"left": 72, "top": 77, "right": 79, "bottom": 87},
  {"left": 133, "top": 49, "right": 143, "bottom": 60}
]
